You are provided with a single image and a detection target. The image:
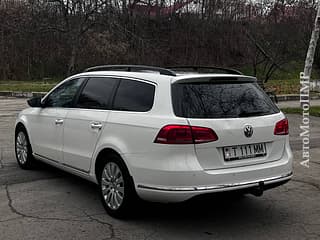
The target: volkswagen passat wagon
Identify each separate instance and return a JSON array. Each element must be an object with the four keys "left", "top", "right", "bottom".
[{"left": 15, "top": 65, "right": 293, "bottom": 217}]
